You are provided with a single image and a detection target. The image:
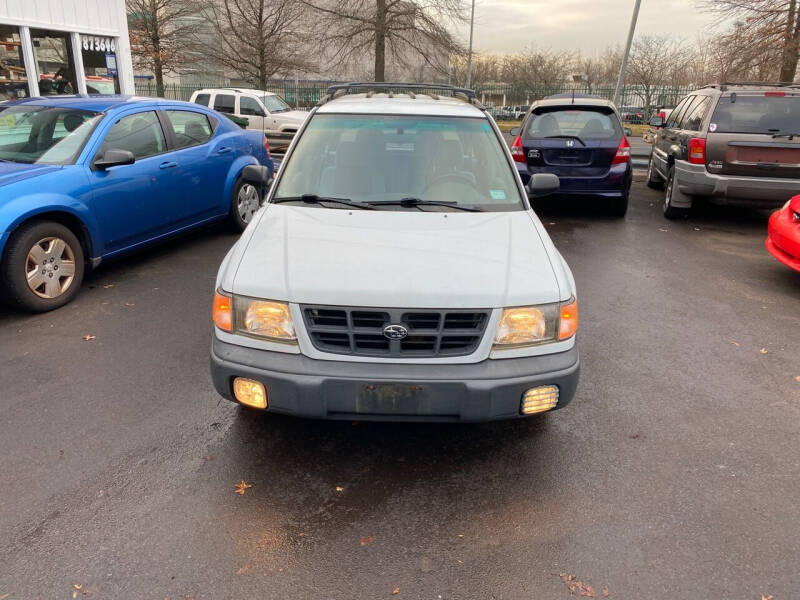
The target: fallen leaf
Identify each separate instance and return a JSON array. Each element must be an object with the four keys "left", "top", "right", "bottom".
[
  {"left": 457, "top": 533, "right": 464, "bottom": 538},
  {"left": 360, "top": 535, "right": 374, "bottom": 546},
  {"left": 602, "top": 585, "right": 610, "bottom": 597},
  {"left": 235, "top": 480, "right": 252, "bottom": 495},
  {"left": 559, "top": 574, "right": 597, "bottom": 597},
  {"left": 761, "top": 595, "right": 774, "bottom": 600},
  {"left": 335, "top": 486, "right": 344, "bottom": 492},
  {"left": 731, "top": 340, "right": 740, "bottom": 346},
  {"left": 795, "top": 376, "right": 800, "bottom": 383},
  {"left": 236, "top": 564, "right": 252, "bottom": 575},
  {"left": 392, "top": 587, "right": 400, "bottom": 595},
  {"left": 0, "top": 594, "right": 11, "bottom": 600},
  {"left": 82, "top": 335, "right": 96, "bottom": 341},
  {"left": 102, "top": 284, "right": 114, "bottom": 289},
  {"left": 72, "top": 583, "right": 83, "bottom": 599},
  {"left": 658, "top": 227, "right": 669, "bottom": 232},
  {"left": 760, "top": 347, "right": 769, "bottom": 354},
  {"left": 124, "top": 302, "right": 135, "bottom": 307}
]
